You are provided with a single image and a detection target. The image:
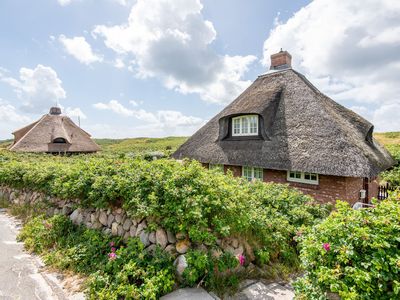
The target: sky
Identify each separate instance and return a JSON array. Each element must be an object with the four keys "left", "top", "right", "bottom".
[{"left": 0, "top": 0, "right": 399, "bottom": 139}]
